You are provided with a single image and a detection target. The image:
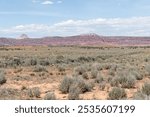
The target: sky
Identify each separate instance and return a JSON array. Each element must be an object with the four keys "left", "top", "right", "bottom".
[{"left": 0, "top": 0, "right": 150, "bottom": 37}]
